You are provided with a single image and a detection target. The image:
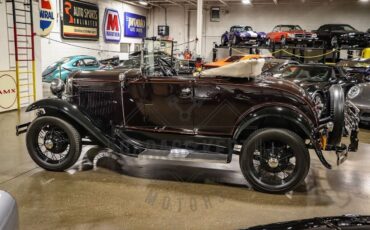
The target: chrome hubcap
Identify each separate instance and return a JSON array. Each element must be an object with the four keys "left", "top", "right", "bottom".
[
  {"left": 45, "top": 139, "right": 54, "bottom": 150},
  {"left": 268, "top": 157, "right": 279, "bottom": 168}
]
